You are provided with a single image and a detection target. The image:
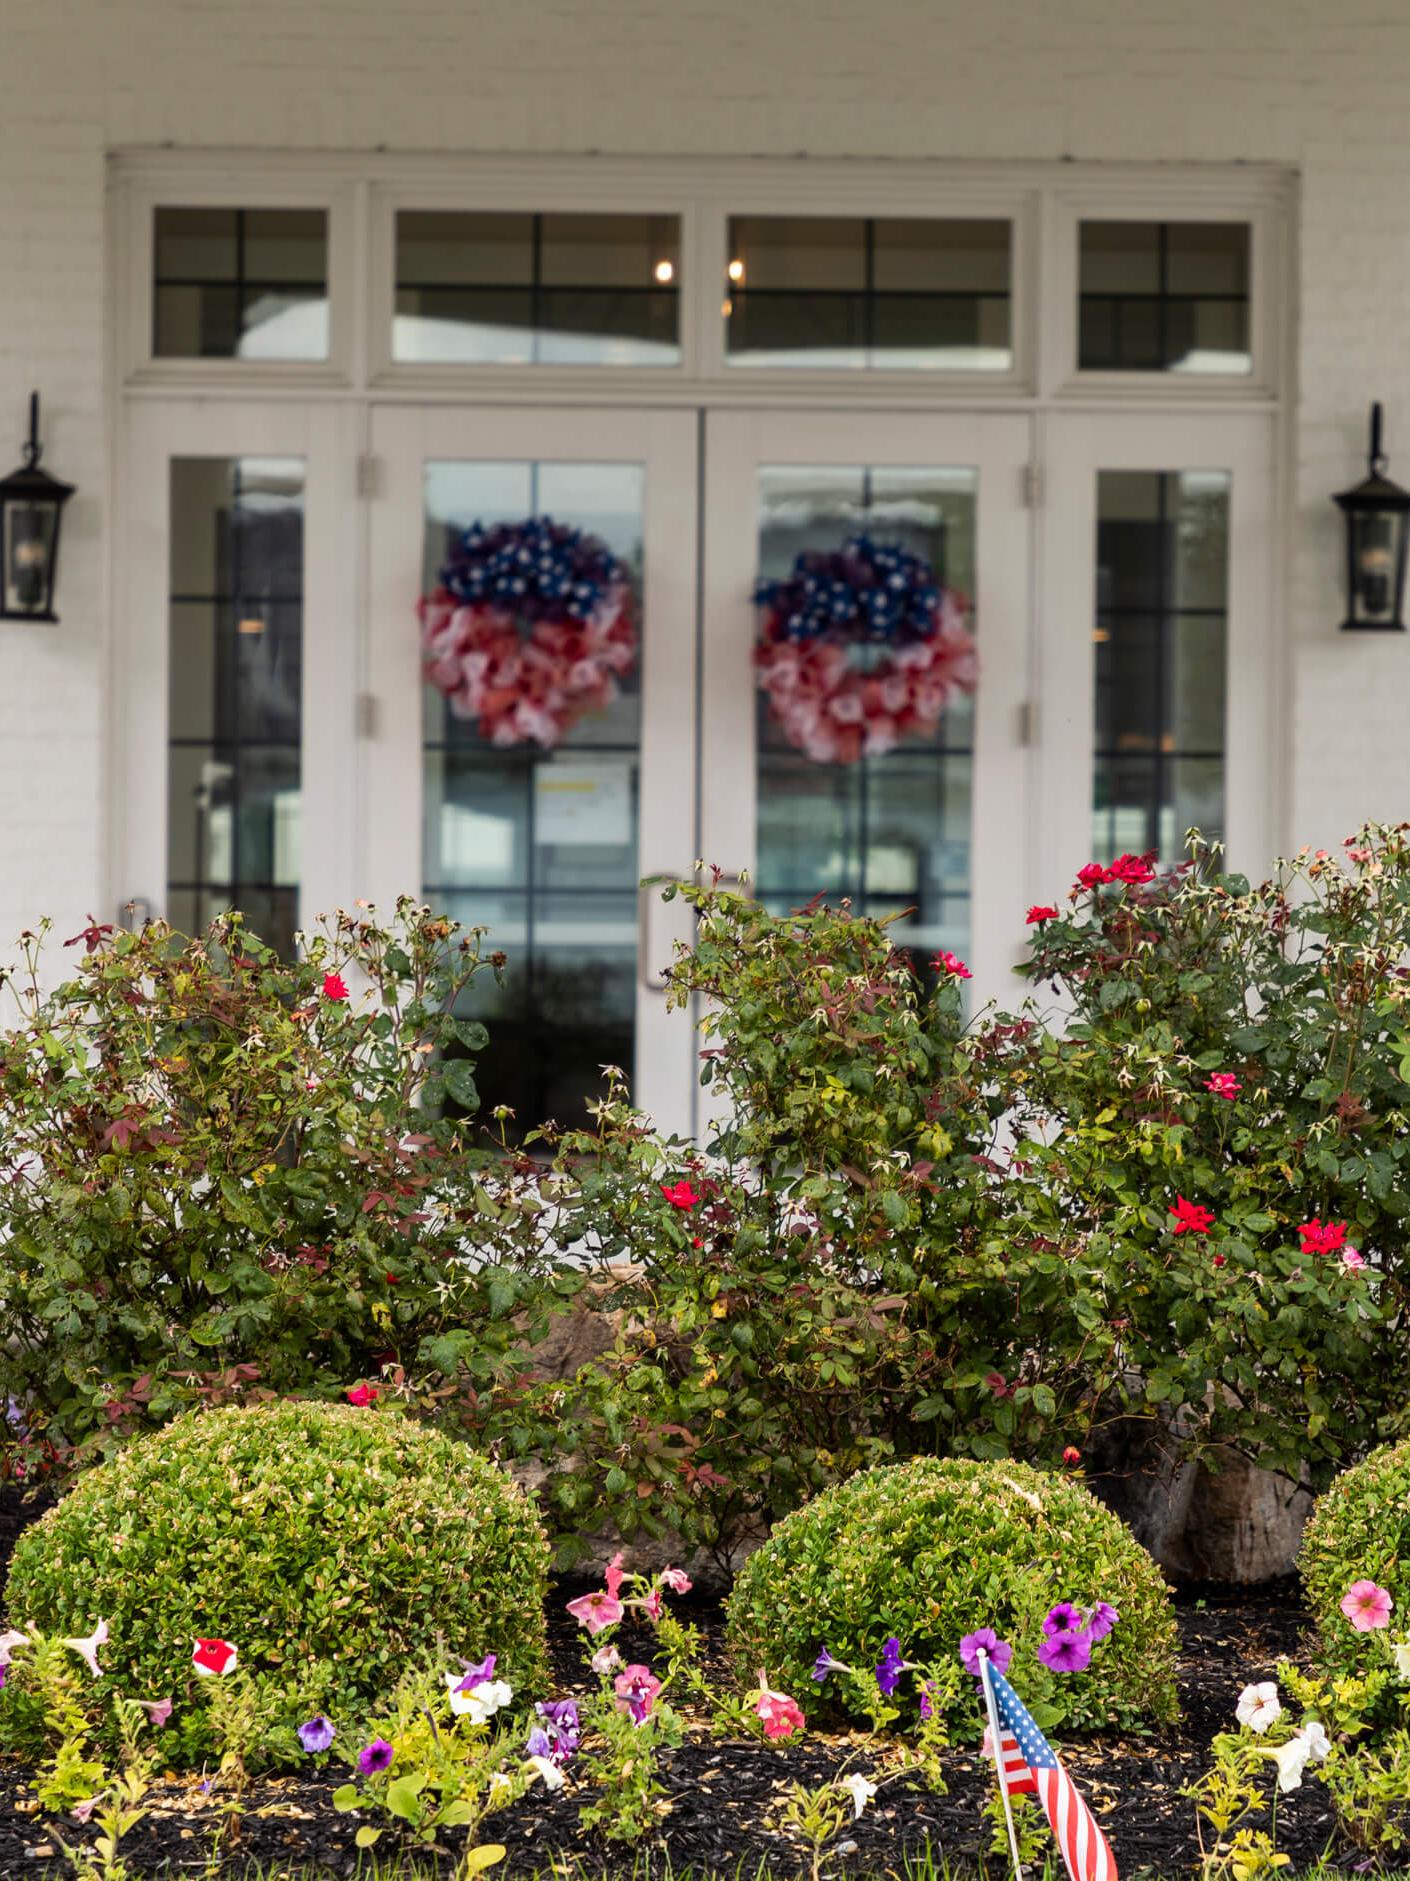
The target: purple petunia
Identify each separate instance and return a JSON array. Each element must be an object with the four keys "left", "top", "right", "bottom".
[
  {"left": 535, "top": 1698, "right": 581, "bottom": 1763},
  {"left": 959, "top": 1628, "right": 1013, "bottom": 1678},
  {"left": 1037, "top": 1628, "right": 1093, "bottom": 1674},
  {"left": 919, "top": 1679, "right": 938, "bottom": 1721},
  {"left": 297, "top": 1715, "right": 336, "bottom": 1754},
  {"left": 1042, "top": 1602, "right": 1084, "bottom": 1638},
  {"left": 525, "top": 1726, "right": 554, "bottom": 1760},
  {"left": 1086, "top": 1601, "right": 1119, "bottom": 1642},
  {"left": 874, "top": 1636, "right": 910, "bottom": 1697},
  {"left": 357, "top": 1737, "right": 395, "bottom": 1776},
  {"left": 458, "top": 1652, "right": 497, "bottom": 1685},
  {"left": 813, "top": 1647, "right": 853, "bottom": 1684}
]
